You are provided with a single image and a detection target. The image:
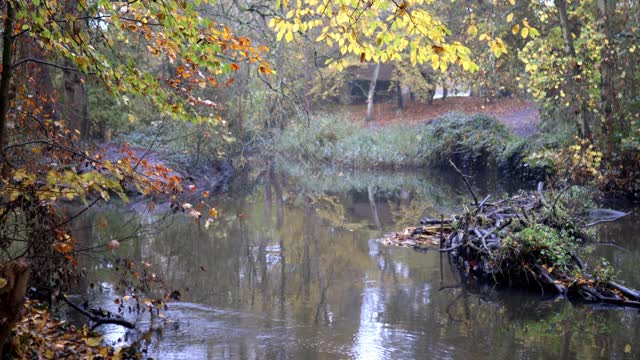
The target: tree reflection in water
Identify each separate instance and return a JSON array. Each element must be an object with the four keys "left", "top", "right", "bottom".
[{"left": 71, "top": 163, "right": 640, "bottom": 359}]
